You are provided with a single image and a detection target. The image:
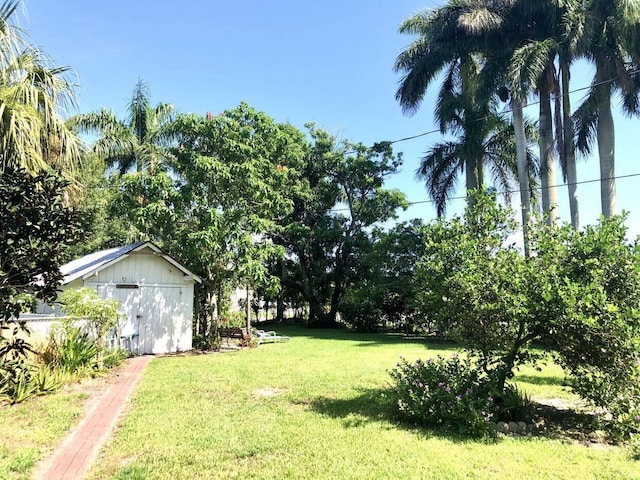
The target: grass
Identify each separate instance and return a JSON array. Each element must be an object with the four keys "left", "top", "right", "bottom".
[
  {"left": 0, "top": 388, "right": 89, "bottom": 480},
  {"left": 77, "top": 327, "right": 639, "bottom": 480}
]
